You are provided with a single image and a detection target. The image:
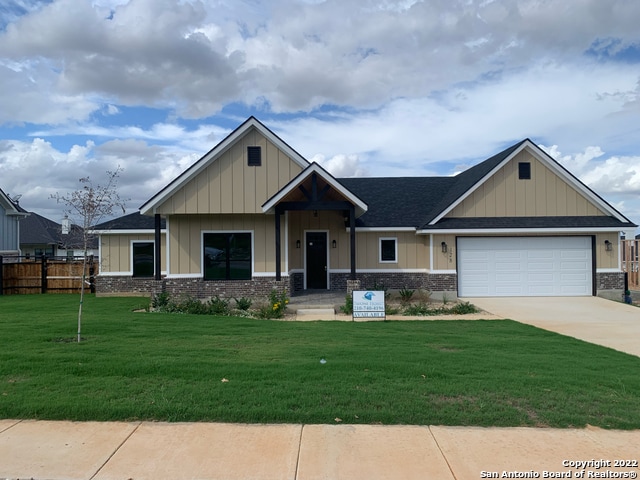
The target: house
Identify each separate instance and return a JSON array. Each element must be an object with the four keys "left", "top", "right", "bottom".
[
  {"left": 0, "top": 188, "right": 28, "bottom": 257},
  {"left": 95, "top": 117, "right": 637, "bottom": 299},
  {"left": 19, "top": 210, "right": 98, "bottom": 259}
]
